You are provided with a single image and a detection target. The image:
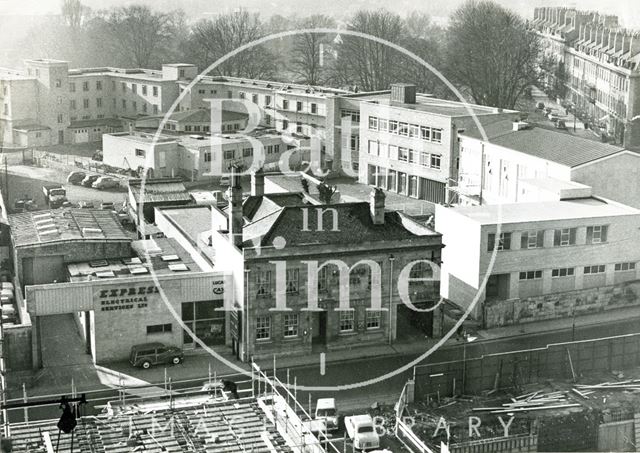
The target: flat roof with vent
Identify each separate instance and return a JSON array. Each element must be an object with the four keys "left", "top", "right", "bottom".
[
  {"left": 9, "top": 209, "right": 131, "bottom": 248},
  {"left": 67, "top": 237, "right": 201, "bottom": 282}
]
